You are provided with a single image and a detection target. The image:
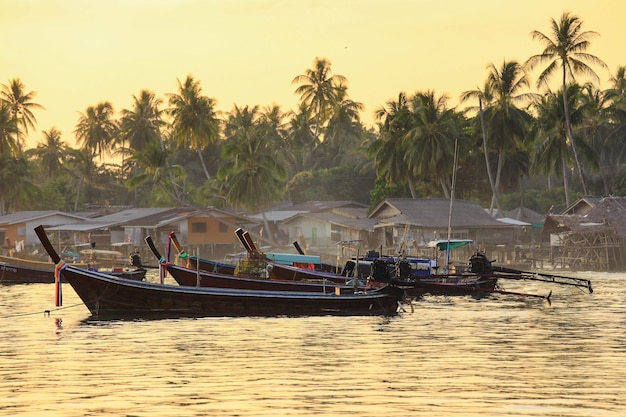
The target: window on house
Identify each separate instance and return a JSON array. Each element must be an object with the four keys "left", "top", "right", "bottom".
[
  {"left": 219, "top": 223, "right": 228, "bottom": 233},
  {"left": 191, "top": 222, "right": 207, "bottom": 233}
]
